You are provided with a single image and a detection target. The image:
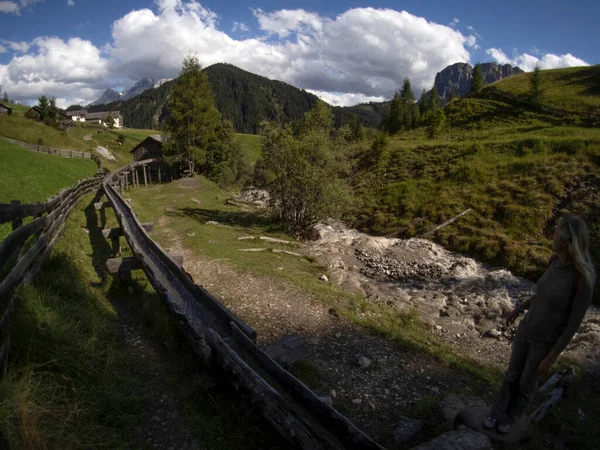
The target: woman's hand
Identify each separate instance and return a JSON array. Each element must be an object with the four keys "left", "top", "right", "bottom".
[
  {"left": 505, "top": 308, "right": 520, "bottom": 326},
  {"left": 537, "top": 353, "right": 557, "bottom": 375}
]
